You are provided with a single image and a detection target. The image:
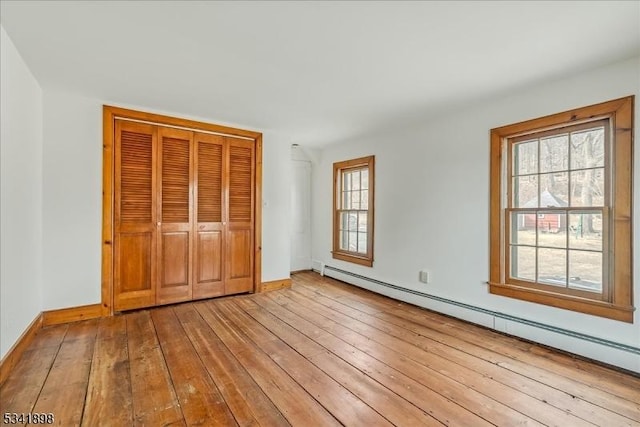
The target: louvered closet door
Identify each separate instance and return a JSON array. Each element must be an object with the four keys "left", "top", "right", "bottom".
[
  {"left": 114, "top": 121, "right": 157, "bottom": 311},
  {"left": 156, "top": 127, "right": 194, "bottom": 305},
  {"left": 225, "top": 137, "right": 255, "bottom": 294},
  {"left": 193, "top": 133, "right": 226, "bottom": 299}
]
